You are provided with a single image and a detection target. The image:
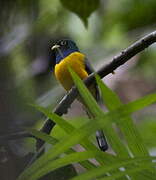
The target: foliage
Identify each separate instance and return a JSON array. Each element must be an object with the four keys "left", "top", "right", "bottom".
[{"left": 18, "top": 70, "right": 156, "bottom": 180}]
